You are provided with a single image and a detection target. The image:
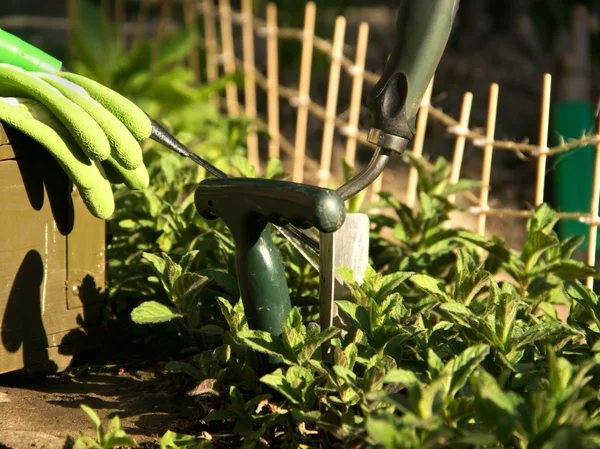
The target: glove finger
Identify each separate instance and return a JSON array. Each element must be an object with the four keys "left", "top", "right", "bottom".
[
  {"left": 0, "top": 64, "right": 111, "bottom": 162},
  {"left": 101, "top": 155, "right": 150, "bottom": 190},
  {"left": 58, "top": 72, "right": 152, "bottom": 142},
  {"left": 39, "top": 74, "right": 144, "bottom": 170},
  {"left": 0, "top": 97, "right": 115, "bottom": 219}
]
